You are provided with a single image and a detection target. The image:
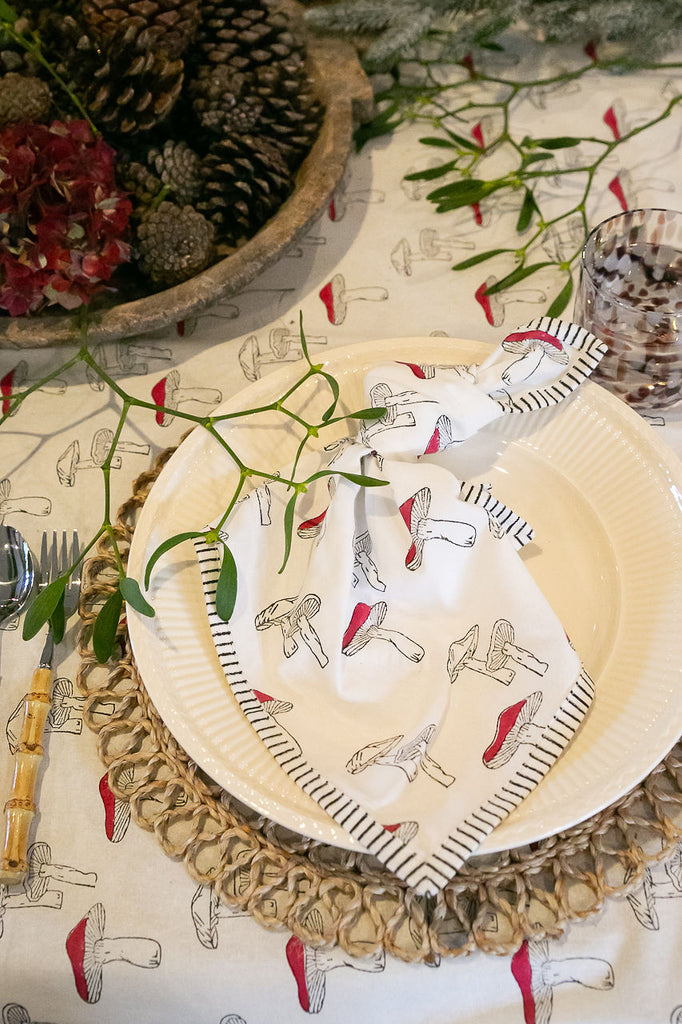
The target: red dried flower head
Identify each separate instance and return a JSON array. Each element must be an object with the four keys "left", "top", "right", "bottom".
[{"left": 0, "top": 119, "right": 132, "bottom": 316}]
